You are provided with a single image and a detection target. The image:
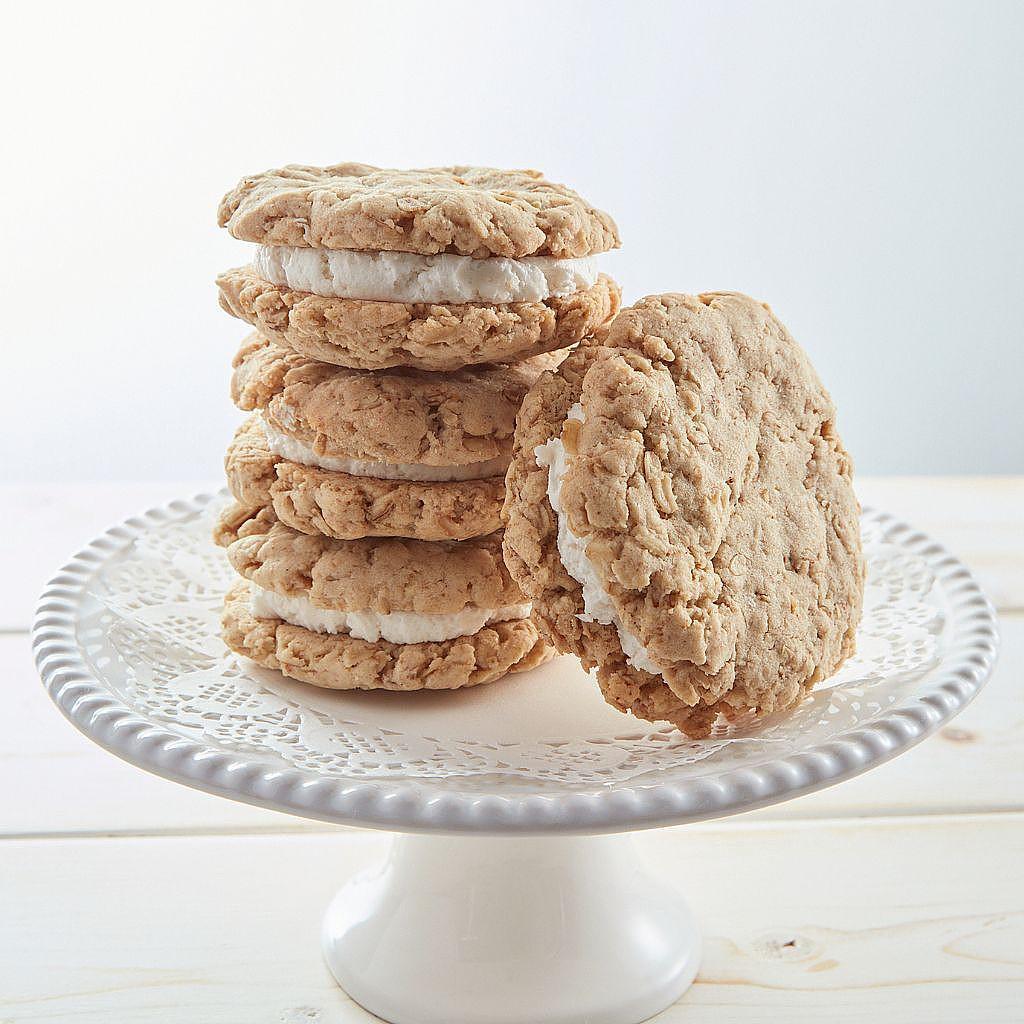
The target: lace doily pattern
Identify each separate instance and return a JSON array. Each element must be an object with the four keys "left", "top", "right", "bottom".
[{"left": 35, "top": 493, "right": 998, "bottom": 831}]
